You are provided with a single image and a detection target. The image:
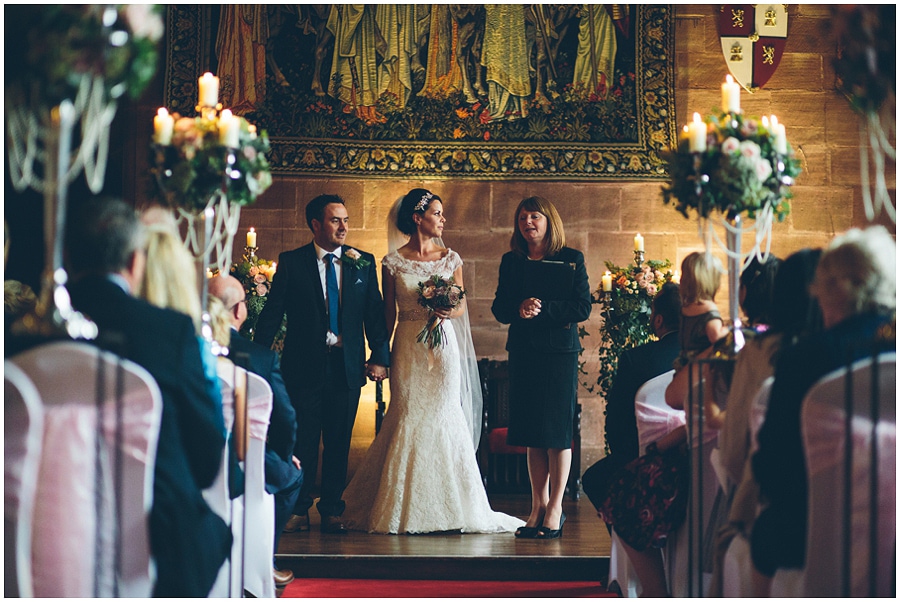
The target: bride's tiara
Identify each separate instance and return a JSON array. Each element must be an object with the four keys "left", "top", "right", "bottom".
[{"left": 414, "top": 192, "right": 434, "bottom": 212}]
